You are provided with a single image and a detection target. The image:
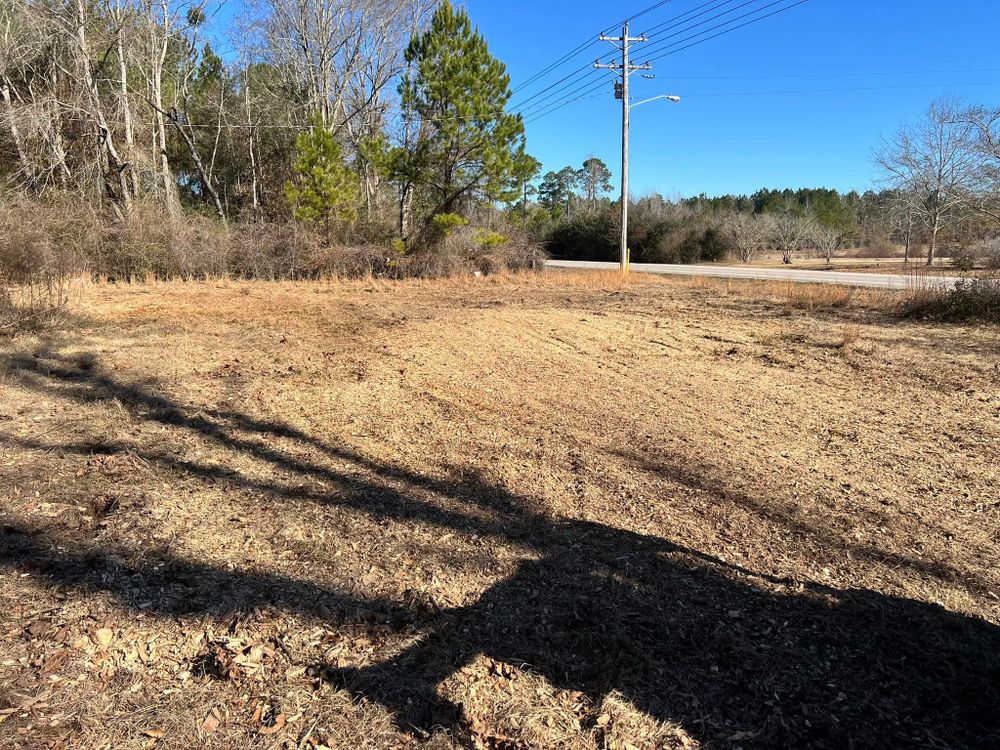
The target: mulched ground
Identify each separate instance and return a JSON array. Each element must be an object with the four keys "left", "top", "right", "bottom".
[{"left": 1, "top": 273, "right": 998, "bottom": 749}]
